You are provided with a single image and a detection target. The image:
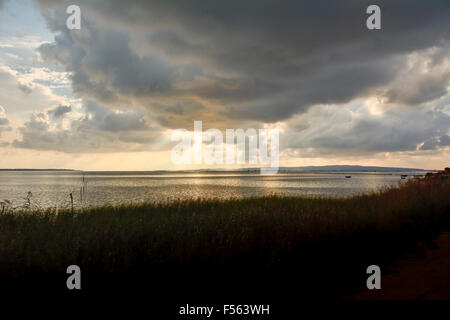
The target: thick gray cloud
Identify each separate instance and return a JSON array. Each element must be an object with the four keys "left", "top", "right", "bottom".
[
  {"left": 384, "top": 45, "right": 450, "bottom": 105},
  {"left": 36, "top": 1, "right": 450, "bottom": 119},
  {"left": 0, "top": 70, "right": 63, "bottom": 118},
  {"left": 25, "top": 0, "right": 450, "bottom": 155},
  {"left": 38, "top": 27, "right": 174, "bottom": 103},
  {"left": 82, "top": 101, "right": 148, "bottom": 132},
  {"left": 13, "top": 100, "right": 169, "bottom": 152},
  {"left": 419, "top": 135, "right": 450, "bottom": 151},
  {"left": 282, "top": 102, "right": 450, "bottom": 155},
  {"left": 440, "top": 135, "right": 450, "bottom": 147}
]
